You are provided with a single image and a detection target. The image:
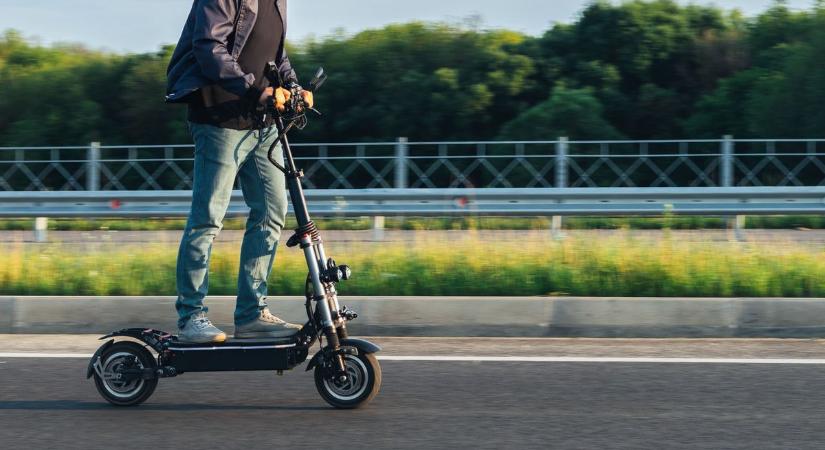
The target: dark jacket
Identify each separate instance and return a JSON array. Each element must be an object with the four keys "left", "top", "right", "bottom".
[{"left": 165, "top": 0, "right": 297, "bottom": 103}]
